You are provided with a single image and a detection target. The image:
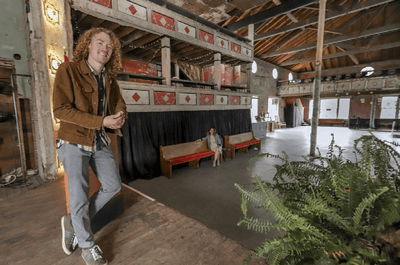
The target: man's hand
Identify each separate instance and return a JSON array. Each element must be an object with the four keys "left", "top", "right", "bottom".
[{"left": 103, "top": 111, "right": 125, "bottom": 129}]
